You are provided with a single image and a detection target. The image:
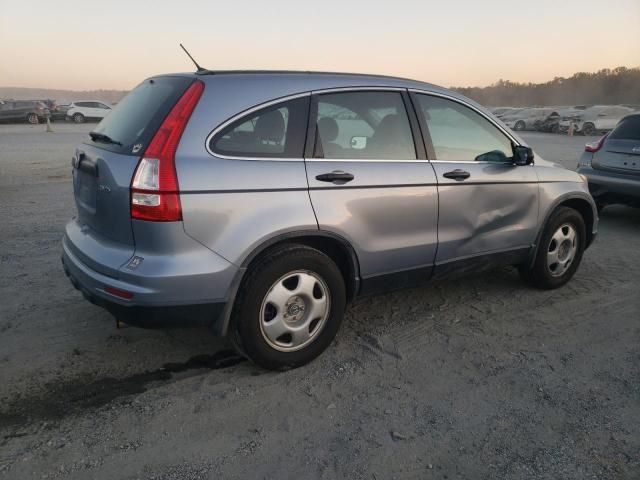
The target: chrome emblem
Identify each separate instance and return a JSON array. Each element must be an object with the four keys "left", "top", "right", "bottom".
[
  {"left": 126, "top": 256, "right": 144, "bottom": 270},
  {"left": 97, "top": 184, "right": 111, "bottom": 193},
  {"left": 632, "top": 146, "right": 640, "bottom": 153}
]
